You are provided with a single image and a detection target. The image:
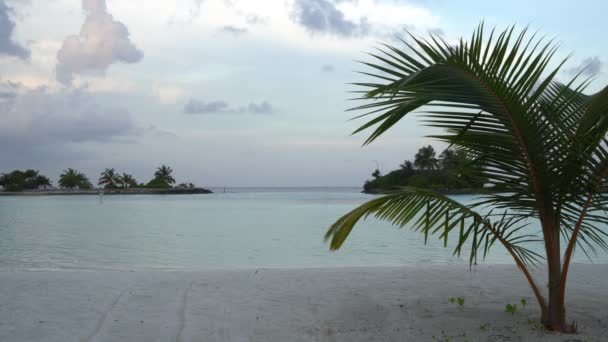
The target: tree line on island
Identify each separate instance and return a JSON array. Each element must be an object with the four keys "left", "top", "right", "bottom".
[
  {"left": 363, "top": 145, "right": 487, "bottom": 194},
  {"left": 0, "top": 165, "right": 198, "bottom": 192}
]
